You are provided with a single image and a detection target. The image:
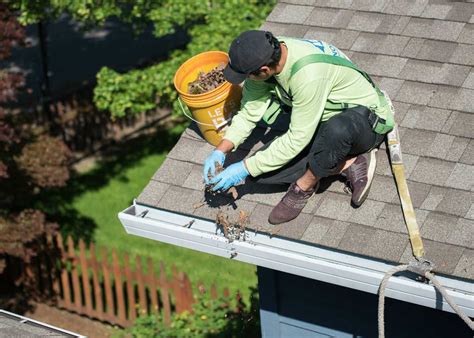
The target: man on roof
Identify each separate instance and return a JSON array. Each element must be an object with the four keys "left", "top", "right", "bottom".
[{"left": 203, "top": 30, "right": 394, "bottom": 225}]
